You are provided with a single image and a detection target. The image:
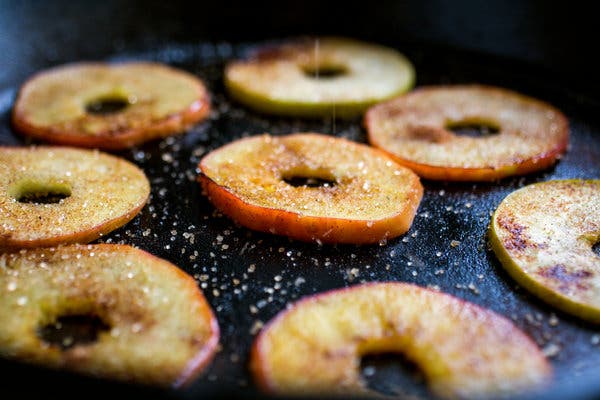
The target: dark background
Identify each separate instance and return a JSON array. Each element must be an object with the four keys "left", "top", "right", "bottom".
[{"left": 0, "top": 1, "right": 597, "bottom": 94}]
